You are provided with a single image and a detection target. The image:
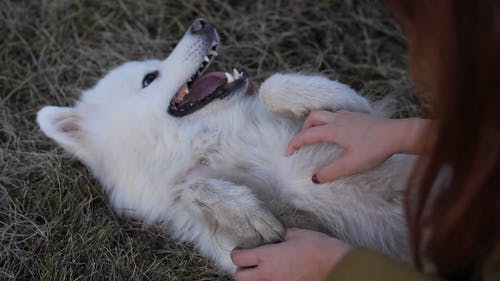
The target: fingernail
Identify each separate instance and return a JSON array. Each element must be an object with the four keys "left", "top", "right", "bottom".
[{"left": 312, "top": 174, "right": 320, "bottom": 184}]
